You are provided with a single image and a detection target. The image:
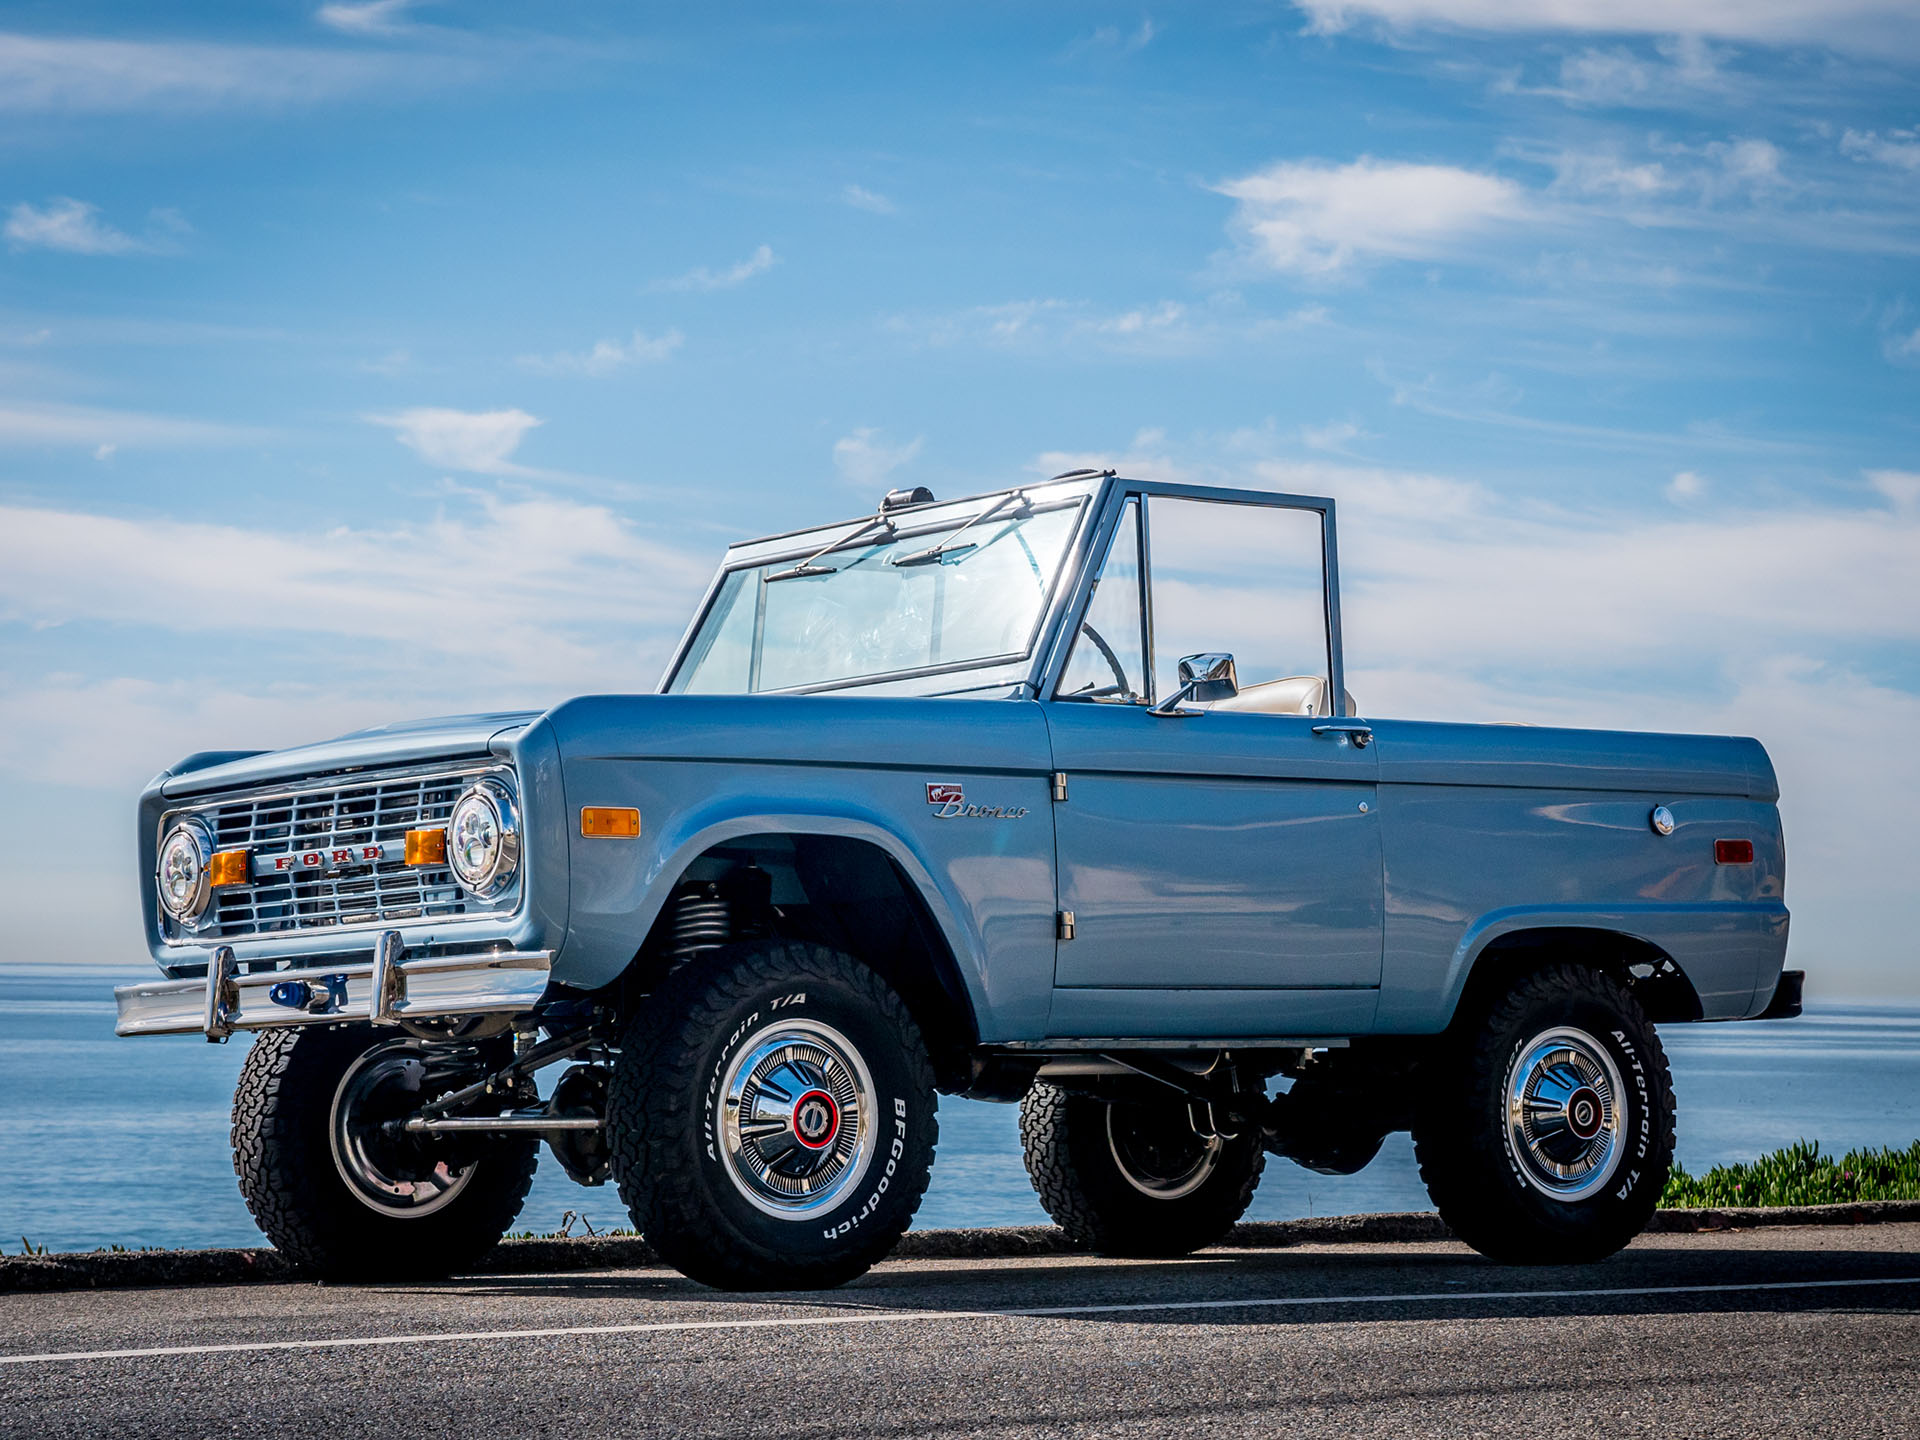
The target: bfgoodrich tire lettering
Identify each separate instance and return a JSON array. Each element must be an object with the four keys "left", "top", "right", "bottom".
[
  {"left": 608, "top": 942, "right": 937, "bottom": 1290},
  {"left": 1413, "top": 962, "right": 1676, "bottom": 1265}
]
